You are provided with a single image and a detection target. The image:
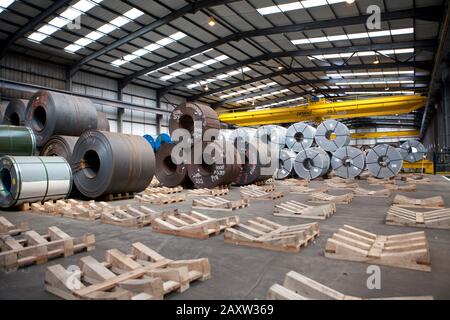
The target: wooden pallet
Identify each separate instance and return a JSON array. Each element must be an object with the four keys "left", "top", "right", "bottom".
[
  {"left": 246, "top": 184, "right": 276, "bottom": 193},
  {"left": 30, "top": 199, "right": 107, "bottom": 221},
  {"left": 224, "top": 217, "right": 319, "bottom": 253},
  {"left": 101, "top": 204, "right": 176, "bottom": 229},
  {"left": 367, "top": 177, "right": 396, "bottom": 185},
  {"left": 254, "top": 179, "right": 274, "bottom": 186},
  {"left": 100, "top": 192, "right": 137, "bottom": 201},
  {"left": 386, "top": 206, "right": 450, "bottom": 230},
  {"left": 401, "top": 174, "right": 432, "bottom": 184},
  {"left": 148, "top": 178, "right": 161, "bottom": 187},
  {"left": 188, "top": 186, "right": 229, "bottom": 197},
  {"left": 267, "top": 271, "right": 433, "bottom": 300},
  {"left": 393, "top": 195, "right": 445, "bottom": 209},
  {"left": 353, "top": 188, "right": 391, "bottom": 198},
  {"left": 144, "top": 186, "right": 183, "bottom": 195},
  {"left": 0, "top": 227, "right": 95, "bottom": 272},
  {"left": 0, "top": 217, "right": 30, "bottom": 236},
  {"left": 326, "top": 181, "right": 359, "bottom": 189},
  {"left": 309, "top": 192, "right": 353, "bottom": 204},
  {"left": 45, "top": 242, "right": 211, "bottom": 300},
  {"left": 329, "top": 177, "right": 357, "bottom": 184},
  {"left": 277, "top": 179, "right": 310, "bottom": 187},
  {"left": 384, "top": 183, "right": 417, "bottom": 192},
  {"left": 152, "top": 211, "right": 239, "bottom": 239},
  {"left": 192, "top": 197, "right": 249, "bottom": 212},
  {"left": 290, "top": 186, "right": 329, "bottom": 194},
  {"left": 135, "top": 193, "right": 186, "bottom": 205},
  {"left": 240, "top": 187, "right": 284, "bottom": 200},
  {"left": 274, "top": 201, "right": 336, "bottom": 220},
  {"left": 325, "top": 225, "right": 431, "bottom": 272}
]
